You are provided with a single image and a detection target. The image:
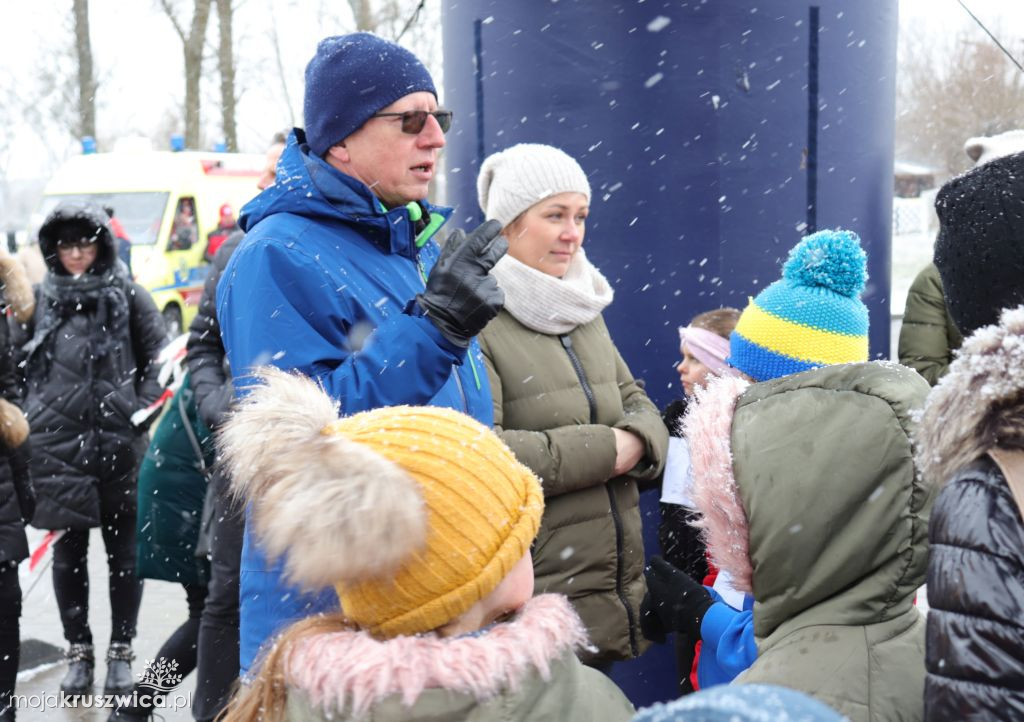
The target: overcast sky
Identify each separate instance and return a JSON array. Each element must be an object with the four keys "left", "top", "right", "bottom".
[{"left": 1, "top": 0, "right": 1020, "bottom": 182}]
